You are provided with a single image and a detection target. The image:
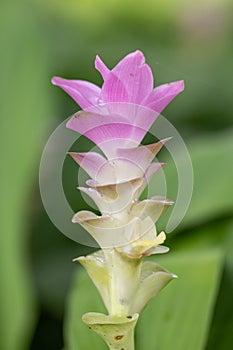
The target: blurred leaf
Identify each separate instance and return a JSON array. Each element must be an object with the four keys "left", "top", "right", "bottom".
[
  {"left": 205, "top": 222, "right": 233, "bottom": 350},
  {"left": 38, "top": 0, "right": 232, "bottom": 30},
  {"left": 170, "top": 218, "right": 233, "bottom": 253},
  {"left": 0, "top": 1, "right": 52, "bottom": 349},
  {"left": 156, "top": 129, "right": 233, "bottom": 231},
  {"left": 64, "top": 249, "right": 222, "bottom": 350},
  {"left": 183, "top": 130, "right": 233, "bottom": 226},
  {"left": 206, "top": 262, "right": 233, "bottom": 350},
  {"left": 137, "top": 250, "right": 223, "bottom": 350},
  {"left": 38, "top": 0, "right": 176, "bottom": 27}
]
